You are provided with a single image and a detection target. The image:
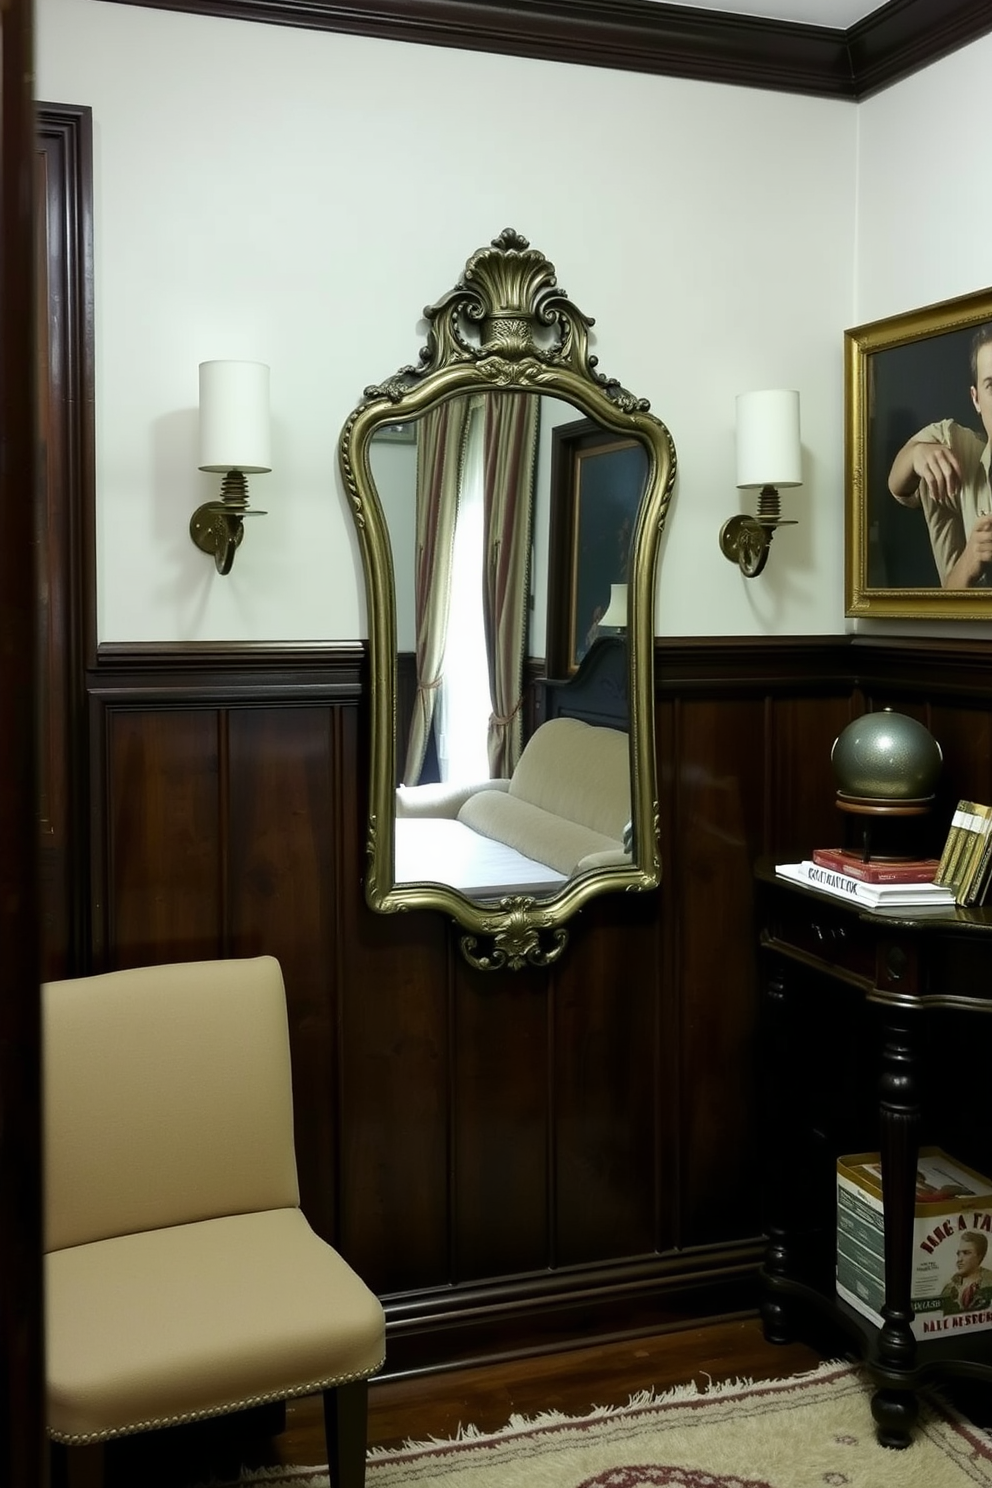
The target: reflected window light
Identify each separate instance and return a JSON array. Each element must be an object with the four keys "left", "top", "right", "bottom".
[{"left": 436, "top": 408, "right": 491, "bottom": 784}]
